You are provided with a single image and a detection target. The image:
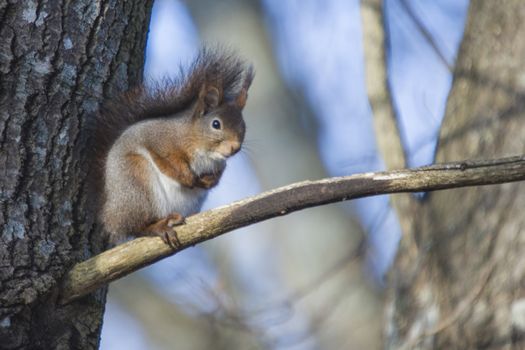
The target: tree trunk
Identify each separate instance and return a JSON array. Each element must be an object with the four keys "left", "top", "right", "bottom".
[
  {"left": 0, "top": 1, "right": 152, "bottom": 348},
  {"left": 386, "top": 1, "right": 525, "bottom": 349}
]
